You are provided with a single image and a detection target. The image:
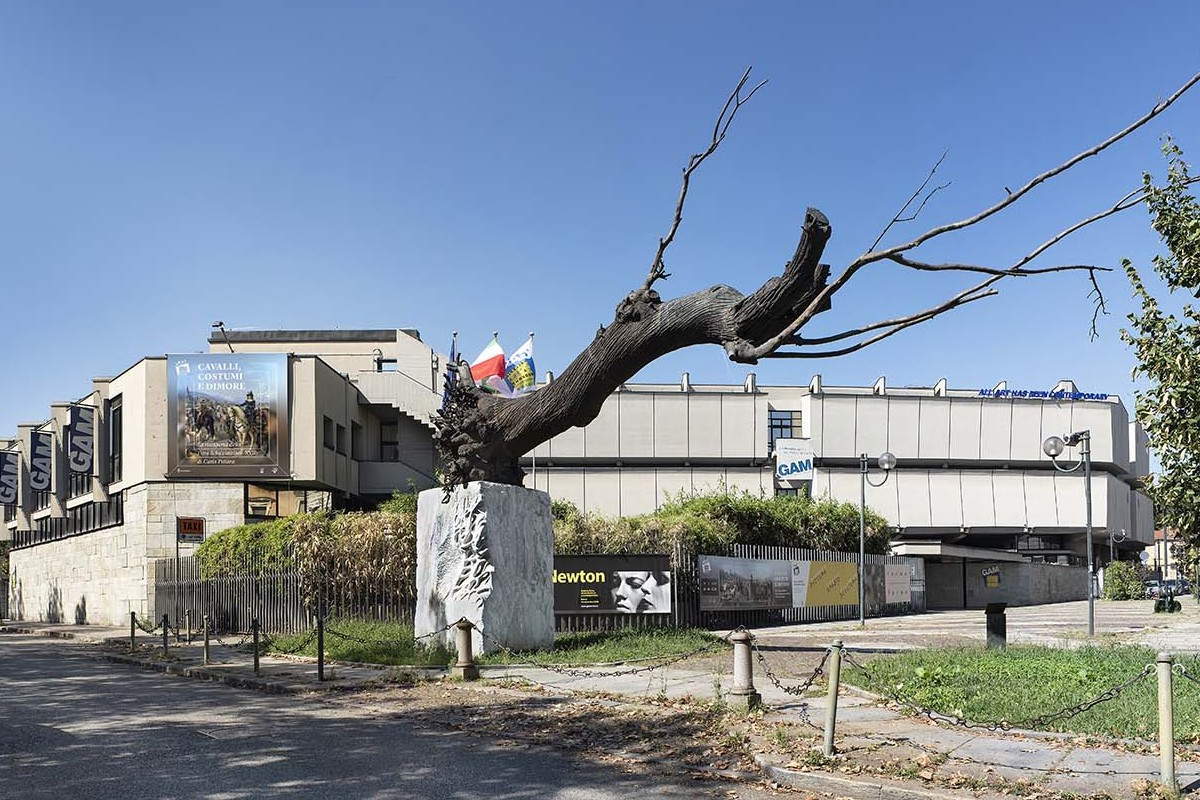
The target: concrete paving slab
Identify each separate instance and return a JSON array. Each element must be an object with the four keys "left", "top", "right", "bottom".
[{"left": 945, "top": 736, "right": 1068, "bottom": 781}]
